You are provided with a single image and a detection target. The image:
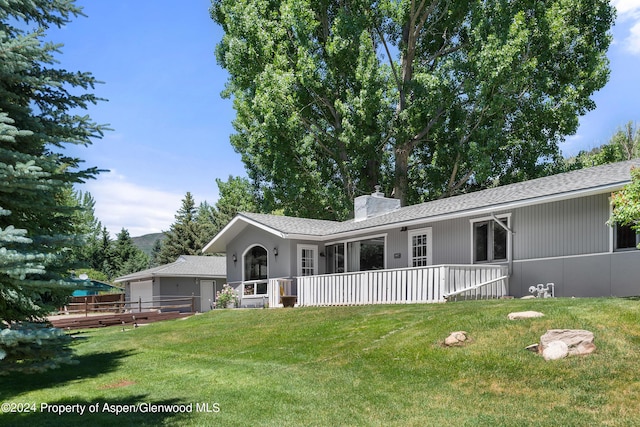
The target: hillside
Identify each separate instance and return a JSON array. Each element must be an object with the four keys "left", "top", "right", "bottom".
[
  {"left": 131, "top": 232, "right": 165, "bottom": 256},
  {"left": 4, "top": 299, "right": 640, "bottom": 426}
]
